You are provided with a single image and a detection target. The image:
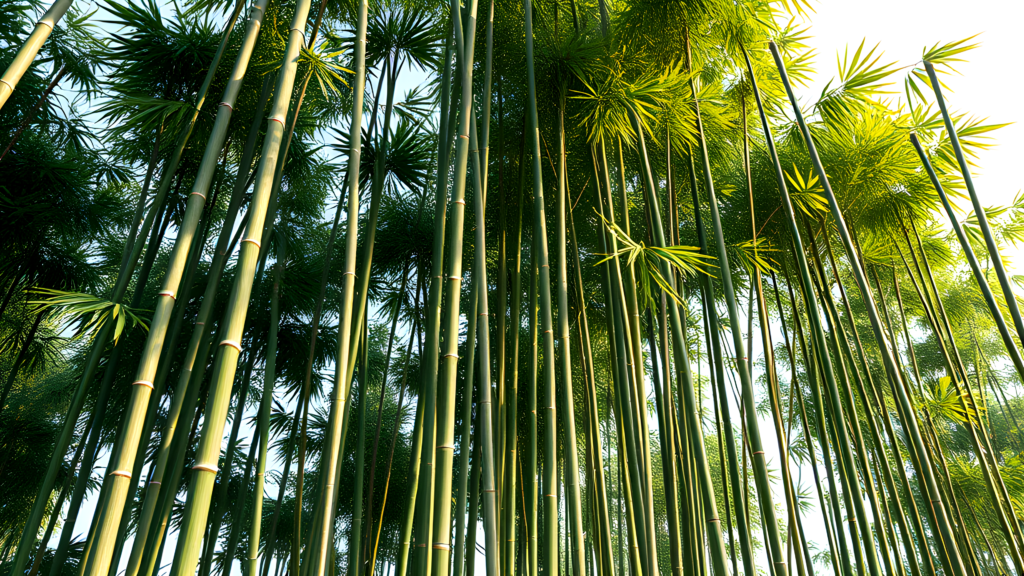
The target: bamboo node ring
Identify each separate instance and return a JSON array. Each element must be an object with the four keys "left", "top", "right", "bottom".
[
  {"left": 189, "top": 191, "right": 207, "bottom": 200},
  {"left": 242, "top": 238, "right": 261, "bottom": 249},
  {"left": 149, "top": 480, "right": 161, "bottom": 485},
  {"left": 438, "top": 444, "right": 455, "bottom": 450},
  {"left": 132, "top": 380, "right": 155, "bottom": 390},
  {"left": 432, "top": 544, "right": 450, "bottom": 551},
  {"left": 221, "top": 340, "right": 243, "bottom": 352},
  {"left": 454, "top": 199, "right": 466, "bottom": 205},
  {"left": 269, "top": 115, "right": 285, "bottom": 125},
  {"left": 109, "top": 470, "right": 132, "bottom": 478},
  {"left": 218, "top": 101, "right": 234, "bottom": 111},
  {"left": 193, "top": 463, "right": 219, "bottom": 473},
  {"left": 158, "top": 290, "right": 176, "bottom": 300},
  {"left": 0, "top": 79, "right": 14, "bottom": 91},
  {"left": 443, "top": 353, "right": 459, "bottom": 359},
  {"left": 753, "top": 450, "right": 765, "bottom": 456}
]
